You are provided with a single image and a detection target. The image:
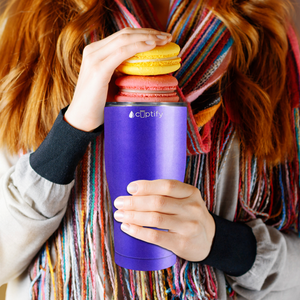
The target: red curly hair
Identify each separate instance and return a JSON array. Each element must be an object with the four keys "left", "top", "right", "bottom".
[{"left": 0, "top": 0, "right": 297, "bottom": 165}]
